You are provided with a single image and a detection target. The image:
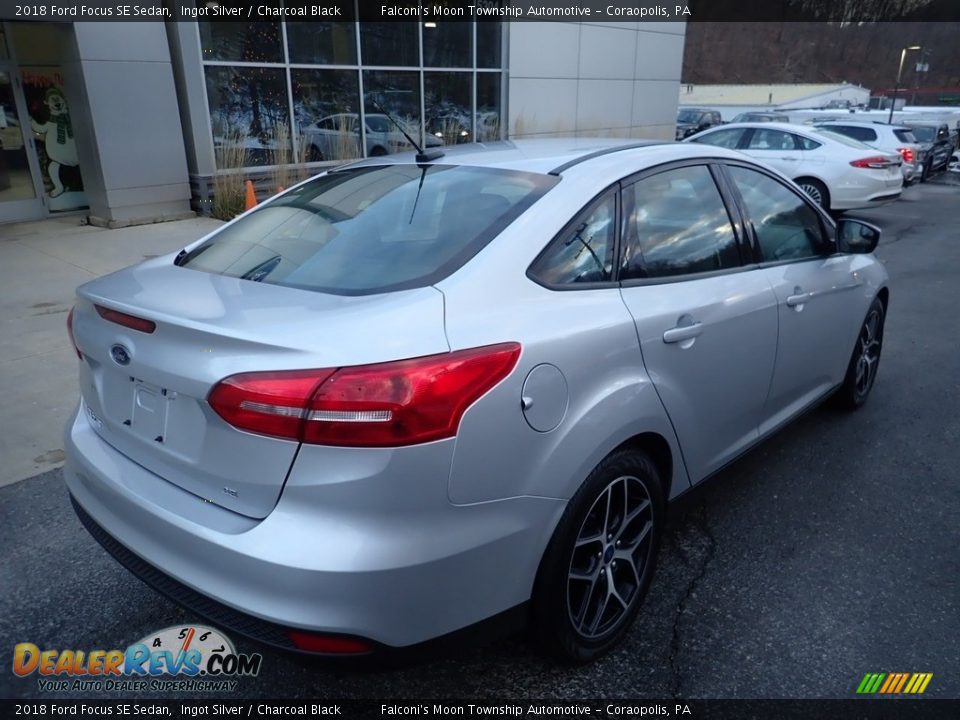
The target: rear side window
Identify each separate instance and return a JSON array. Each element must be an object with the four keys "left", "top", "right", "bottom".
[
  {"left": 620, "top": 165, "right": 741, "bottom": 279},
  {"left": 179, "top": 165, "right": 557, "bottom": 295},
  {"left": 828, "top": 125, "right": 877, "bottom": 142},
  {"left": 894, "top": 129, "right": 917, "bottom": 143},
  {"left": 529, "top": 193, "right": 617, "bottom": 286},
  {"left": 796, "top": 135, "right": 821, "bottom": 150}
]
